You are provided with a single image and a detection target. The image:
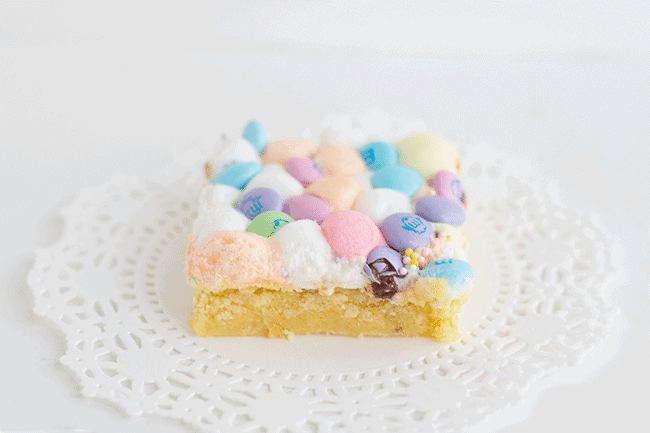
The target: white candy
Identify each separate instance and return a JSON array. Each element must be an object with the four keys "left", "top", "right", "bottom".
[
  {"left": 192, "top": 206, "right": 250, "bottom": 243},
  {"left": 273, "top": 220, "right": 369, "bottom": 289},
  {"left": 353, "top": 170, "right": 374, "bottom": 193},
  {"left": 243, "top": 164, "right": 304, "bottom": 201},
  {"left": 198, "top": 184, "right": 241, "bottom": 214},
  {"left": 354, "top": 188, "right": 413, "bottom": 225},
  {"left": 209, "top": 136, "right": 260, "bottom": 175}
]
